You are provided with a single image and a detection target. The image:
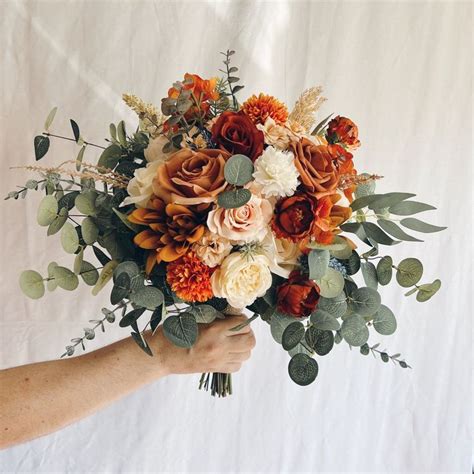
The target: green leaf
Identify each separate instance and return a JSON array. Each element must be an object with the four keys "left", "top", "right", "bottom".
[
  {"left": 305, "top": 327, "right": 334, "bottom": 356},
  {"left": 362, "top": 222, "right": 400, "bottom": 246},
  {"left": 92, "top": 260, "right": 118, "bottom": 295},
  {"left": 52, "top": 266, "right": 79, "bottom": 291},
  {"left": 396, "top": 258, "right": 423, "bottom": 287},
  {"left": 377, "top": 219, "right": 422, "bottom": 242},
  {"left": 75, "top": 146, "right": 86, "bottom": 171},
  {"left": 117, "top": 121, "right": 127, "bottom": 146},
  {"left": 112, "top": 208, "right": 143, "bottom": 232},
  {"left": 416, "top": 279, "right": 441, "bottom": 302},
  {"left": 224, "top": 154, "right": 254, "bottom": 186},
  {"left": 217, "top": 188, "right": 251, "bottom": 209},
  {"left": 367, "top": 192, "right": 416, "bottom": 210},
  {"left": 114, "top": 261, "right": 143, "bottom": 290},
  {"left": 317, "top": 294, "right": 348, "bottom": 318},
  {"left": 74, "top": 248, "right": 84, "bottom": 274},
  {"left": 308, "top": 249, "right": 329, "bottom": 280},
  {"left": 282, "top": 321, "right": 305, "bottom": 350},
  {"left": 288, "top": 353, "right": 318, "bottom": 386},
  {"left": 329, "top": 237, "right": 353, "bottom": 259},
  {"left": 361, "top": 261, "right": 378, "bottom": 289},
  {"left": 47, "top": 262, "right": 58, "bottom": 291},
  {"left": 348, "top": 287, "right": 381, "bottom": 316},
  {"left": 163, "top": 313, "right": 198, "bottom": 348},
  {"left": 130, "top": 331, "right": 153, "bottom": 356},
  {"left": 47, "top": 207, "right": 68, "bottom": 235},
  {"left": 389, "top": 200, "right": 436, "bottom": 215},
  {"left": 80, "top": 261, "right": 99, "bottom": 286},
  {"left": 270, "top": 311, "right": 295, "bottom": 343},
  {"left": 131, "top": 286, "right": 163, "bottom": 310},
  {"left": 75, "top": 191, "right": 97, "bottom": 216},
  {"left": 404, "top": 287, "right": 418, "bottom": 297},
  {"left": 70, "top": 119, "right": 80, "bottom": 142},
  {"left": 376, "top": 256, "right": 393, "bottom": 285},
  {"left": 341, "top": 314, "right": 369, "bottom": 346},
  {"left": 341, "top": 250, "right": 361, "bottom": 276},
  {"left": 354, "top": 174, "right": 376, "bottom": 199},
  {"left": 380, "top": 352, "right": 390, "bottom": 362},
  {"left": 19, "top": 270, "right": 45, "bottom": 299},
  {"left": 37, "top": 195, "right": 58, "bottom": 226},
  {"left": 58, "top": 191, "right": 80, "bottom": 211},
  {"left": 310, "top": 309, "right": 341, "bottom": 330},
  {"left": 373, "top": 304, "right": 397, "bottom": 335},
  {"left": 190, "top": 305, "right": 218, "bottom": 323},
  {"left": 119, "top": 307, "right": 146, "bottom": 328},
  {"left": 34, "top": 135, "right": 50, "bottom": 160},
  {"left": 44, "top": 107, "right": 58, "bottom": 131},
  {"left": 110, "top": 272, "right": 130, "bottom": 305},
  {"left": 399, "top": 218, "right": 447, "bottom": 233},
  {"left": 98, "top": 144, "right": 122, "bottom": 170},
  {"left": 350, "top": 194, "right": 380, "bottom": 211},
  {"left": 314, "top": 267, "right": 345, "bottom": 298},
  {"left": 81, "top": 217, "right": 99, "bottom": 244},
  {"left": 307, "top": 235, "right": 350, "bottom": 252},
  {"left": 360, "top": 343, "right": 370, "bottom": 355},
  {"left": 311, "top": 113, "right": 333, "bottom": 136},
  {"left": 288, "top": 342, "right": 312, "bottom": 358},
  {"left": 60, "top": 222, "right": 79, "bottom": 254}
]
